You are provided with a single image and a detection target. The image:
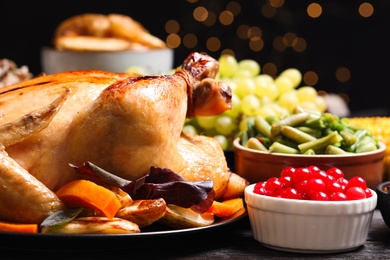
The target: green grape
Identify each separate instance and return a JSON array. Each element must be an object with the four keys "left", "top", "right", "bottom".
[
  {"left": 218, "top": 55, "right": 238, "bottom": 78},
  {"left": 221, "top": 78, "right": 238, "bottom": 95},
  {"left": 215, "top": 116, "right": 237, "bottom": 135},
  {"left": 125, "top": 66, "right": 148, "bottom": 75},
  {"left": 234, "top": 69, "right": 253, "bottom": 78},
  {"left": 296, "top": 86, "right": 318, "bottom": 102},
  {"left": 239, "top": 116, "right": 250, "bottom": 132},
  {"left": 255, "top": 79, "right": 278, "bottom": 101},
  {"left": 266, "top": 83, "right": 280, "bottom": 101},
  {"left": 214, "top": 135, "right": 229, "bottom": 150},
  {"left": 274, "top": 76, "right": 295, "bottom": 95},
  {"left": 182, "top": 54, "right": 327, "bottom": 151},
  {"left": 298, "top": 101, "right": 319, "bottom": 112},
  {"left": 184, "top": 117, "right": 200, "bottom": 129},
  {"left": 278, "top": 90, "right": 299, "bottom": 113},
  {"left": 196, "top": 116, "right": 218, "bottom": 129},
  {"left": 254, "top": 74, "right": 273, "bottom": 88},
  {"left": 279, "top": 68, "right": 302, "bottom": 88},
  {"left": 258, "top": 95, "right": 273, "bottom": 106},
  {"left": 182, "top": 124, "right": 198, "bottom": 135},
  {"left": 223, "top": 93, "right": 242, "bottom": 119},
  {"left": 202, "top": 127, "right": 219, "bottom": 136},
  {"left": 184, "top": 118, "right": 193, "bottom": 124},
  {"left": 241, "top": 94, "right": 261, "bottom": 116},
  {"left": 257, "top": 105, "right": 277, "bottom": 119},
  {"left": 314, "top": 95, "right": 327, "bottom": 112},
  {"left": 235, "top": 78, "right": 256, "bottom": 98},
  {"left": 236, "top": 59, "right": 261, "bottom": 77},
  {"left": 267, "top": 103, "right": 290, "bottom": 118}
]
